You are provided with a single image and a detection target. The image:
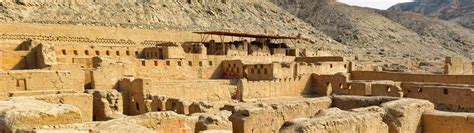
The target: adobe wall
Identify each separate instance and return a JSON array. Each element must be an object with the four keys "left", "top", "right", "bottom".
[
  {"left": 314, "top": 73, "right": 474, "bottom": 112},
  {"left": 222, "top": 60, "right": 244, "bottom": 79},
  {"left": 297, "top": 61, "right": 350, "bottom": 75},
  {"left": 146, "top": 80, "right": 232, "bottom": 102},
  {"left": 118, "top": 78, "right": 233, "bottom": 115},
  {"left": 445, "top": 56, "right": 473, "bottom": 75},
  {"left": 92, "top": 57, "right": 136, "bottom": 89},
  {"left": 245, "top": 63, "right": 275, "bottom": 81},
  {"left": 422, "top": 111, "right": 474, "bottom": 133},
  {"left": 272, "top": 62, "right": 295, "bottom": 79},
  {"left": 0, "top": 70, "right": 83, "bottom": 99},
  {"left": 135, "top": 58, "right": 222, "bottom": 80},
  {"left": 86, "top": 89, "right": 124, "bottom": 121},
  {"left": 402, "top": 83, "right": 474, "bottom": 112},
  {"left": 55, "top": 46, "right": 143, "bottom": 64},
  {"left": 351, "top": 71, "right": 474, "bottom": 85},
  {"left": 238, "top": 74, "right": 314, "bottom": 101},
  {"left": 228, "top": 97, "right": 331, "bottom": 133}
]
